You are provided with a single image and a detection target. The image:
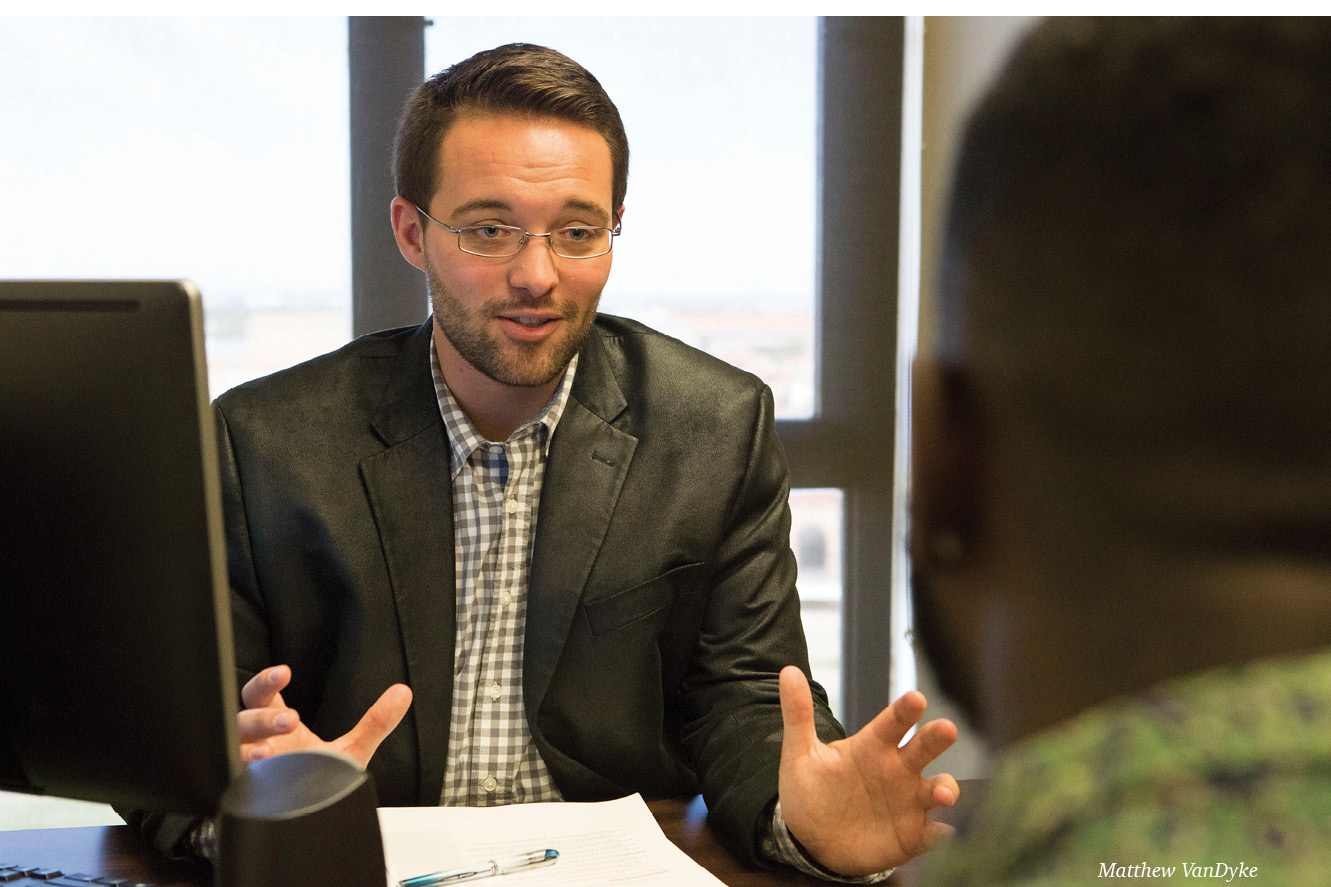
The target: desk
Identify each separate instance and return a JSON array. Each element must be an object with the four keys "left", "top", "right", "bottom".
[{"left": 0, "top": 789, "right": 977, "bottom": 887}]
